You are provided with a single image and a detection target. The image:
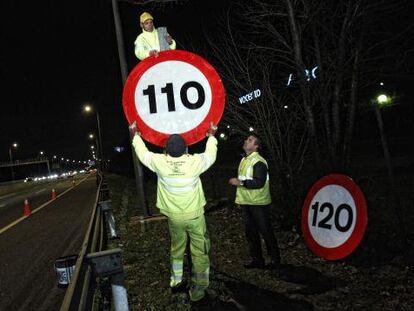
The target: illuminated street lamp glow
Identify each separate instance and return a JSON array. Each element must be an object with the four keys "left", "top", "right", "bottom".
[
  {"left": 380, "top": 82, "right": 384, "bottom": 86},
  {"left": 12, "top": 142, "right": 18, "bottom": 148},
  {"left": 88, "top": 133, "right": 94, "bottom": 139},
  {"left": 84, "top": 105, "right": 92, "bottom": 112},
  {"left": 249, "top": 127, "right": 254, "bottom": 132},
  {"left": 219, "top": 133, "right": 225, "bottom": 138},
  {"left": 283, "top": 105, "right": 289, "bottom": 109},
  {"left": 61, "top": 157, "right": 64, "bottom": 161},
  {"left": 40, "top": 151, "right": 44, "bottom": 155},
  {"left": 90, "top": 145, "right": 95, "bottom": 149},
  {"left": 376, "top": 94, "right": 391, "bottom": 107}
]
